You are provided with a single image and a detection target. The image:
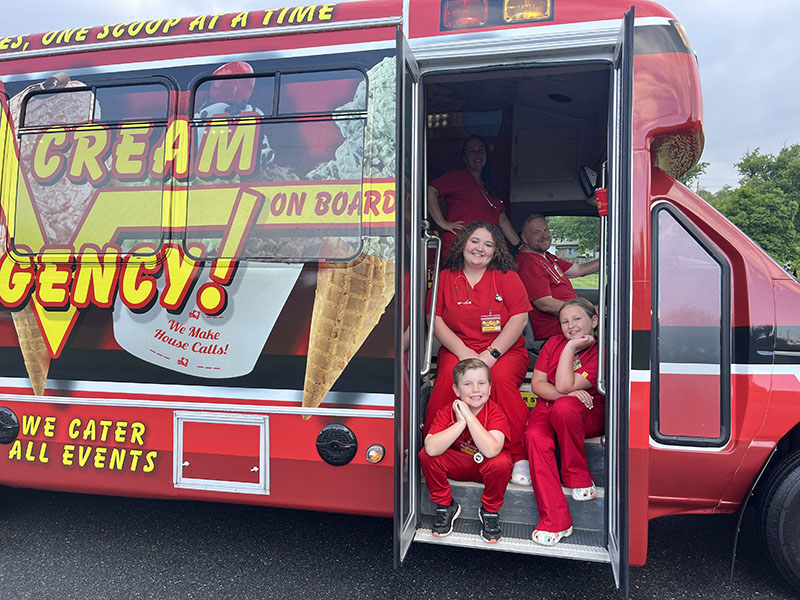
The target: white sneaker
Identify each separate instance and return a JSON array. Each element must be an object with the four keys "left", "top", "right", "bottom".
[
  {"left": 510, "top": 460, "right": 531, "bottom": 486},
  {"left": 572, "top": 484, "right": 596, "bottom": 501}
]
